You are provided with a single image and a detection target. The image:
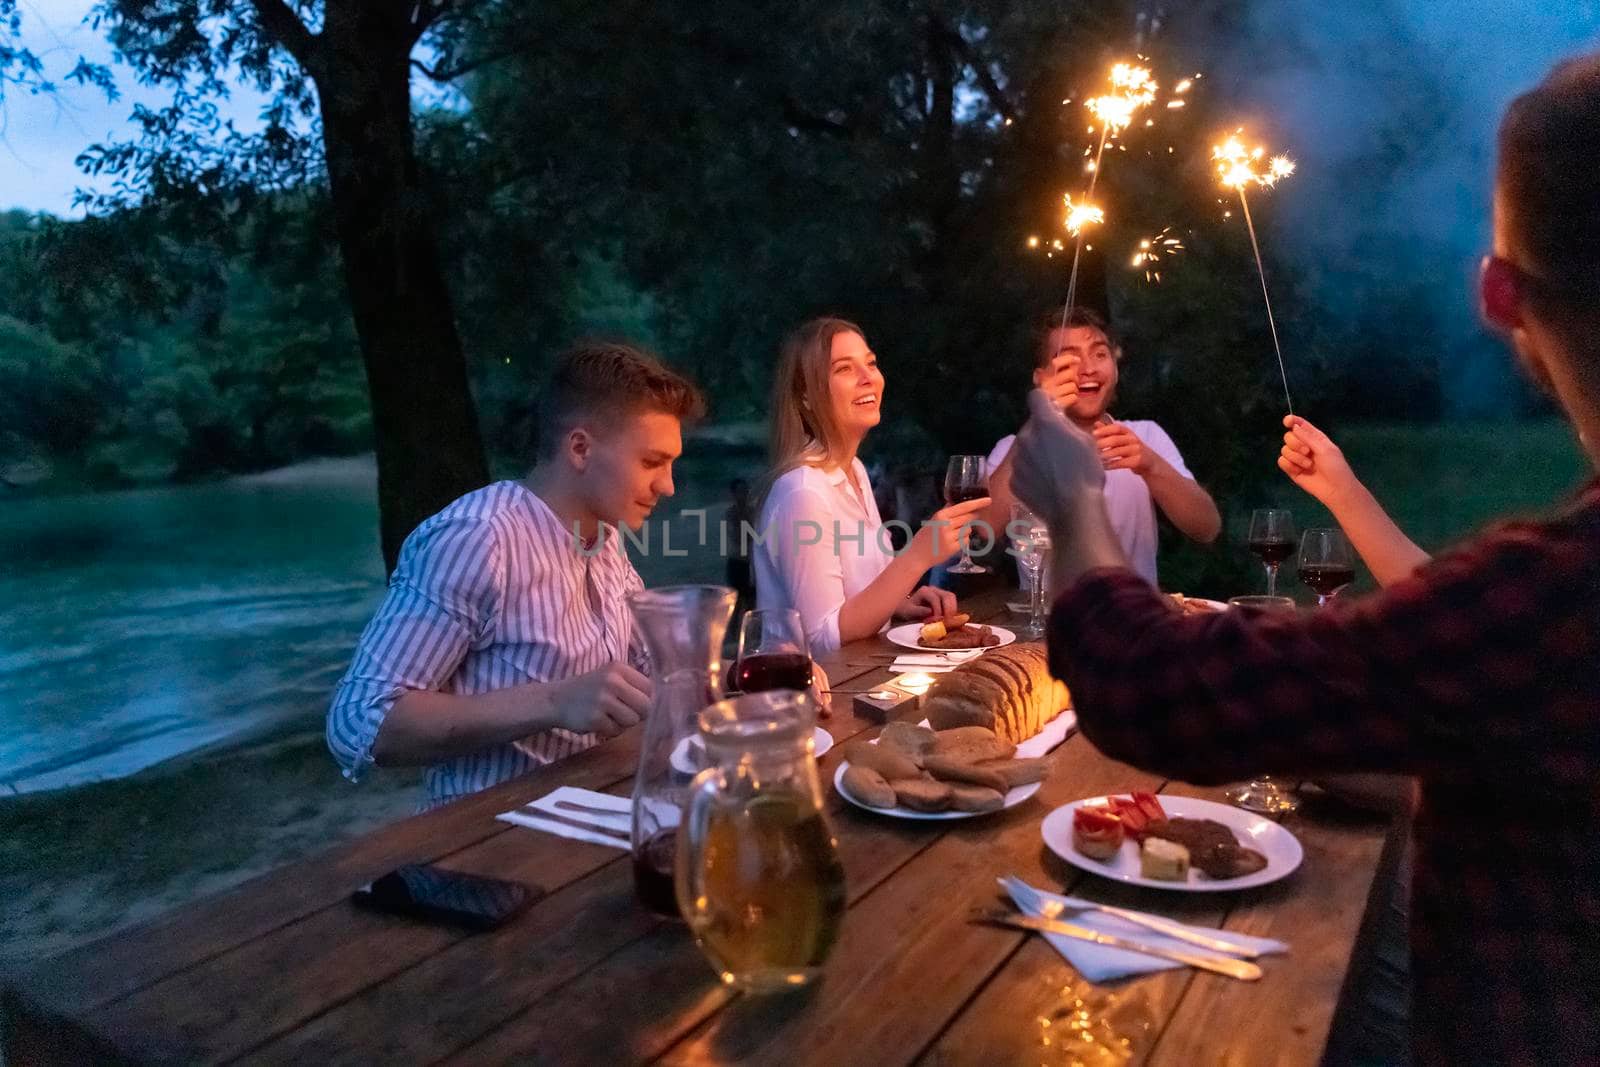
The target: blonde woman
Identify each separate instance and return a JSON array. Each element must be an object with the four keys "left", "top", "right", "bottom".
[{"left": 753, "top": 317, "right": 991, "bottom": 653}]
